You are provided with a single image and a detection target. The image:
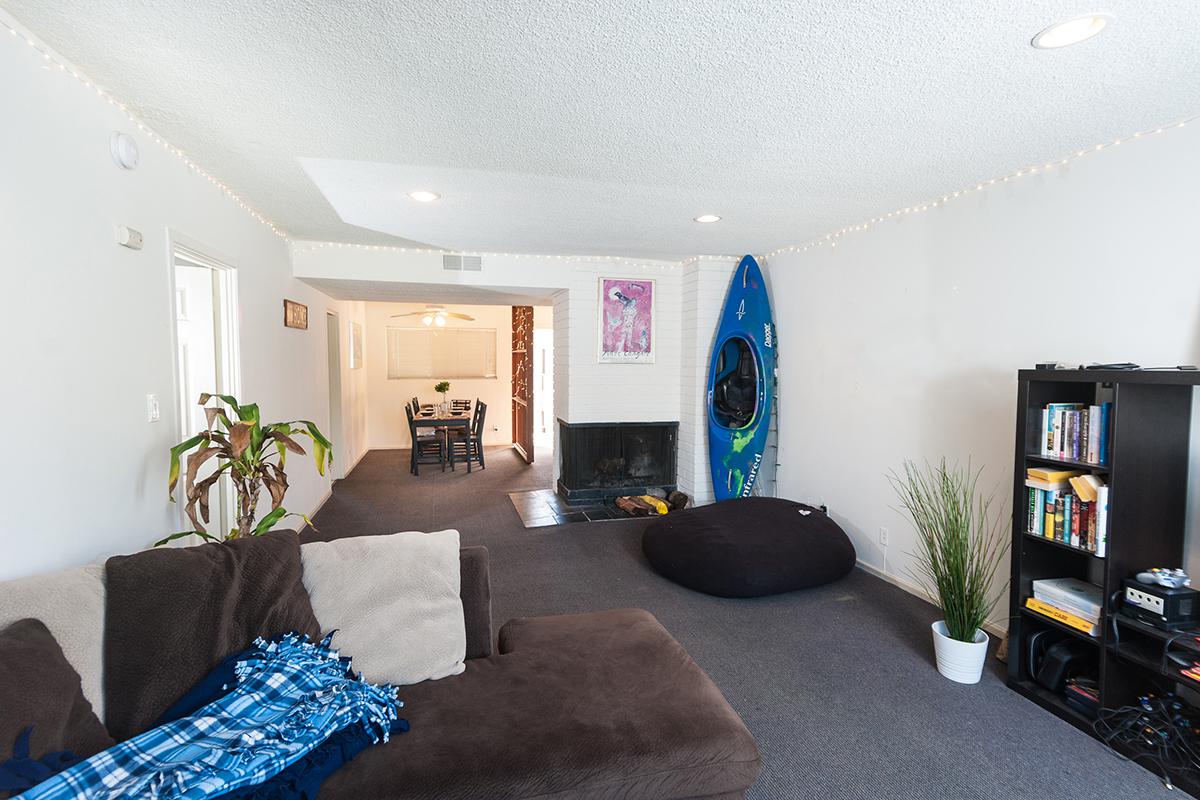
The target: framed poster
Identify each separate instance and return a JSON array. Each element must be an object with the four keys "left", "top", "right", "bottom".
[
  {"left": 348, "top": 321, "right": 363, "bottom": 369},
  {"left": 597, "top": 277, "right": 655, "bottom": 364},
  {"left": 283, "top": 299, "right": 308, "bottom": 330}
]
